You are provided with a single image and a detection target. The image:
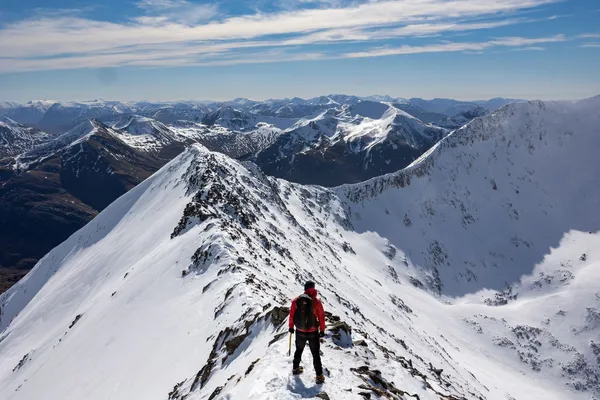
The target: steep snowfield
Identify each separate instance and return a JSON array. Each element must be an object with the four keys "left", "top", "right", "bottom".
[
  {"left": 1, "top": 98, "right": 599, "bottom": 400},
  {"left": 340, "top": 97, "right": 600, "bottom": 296}
]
